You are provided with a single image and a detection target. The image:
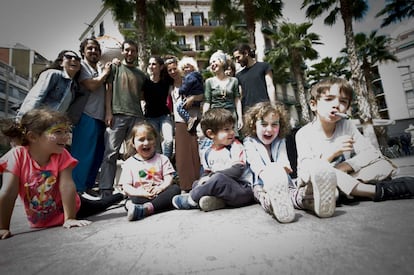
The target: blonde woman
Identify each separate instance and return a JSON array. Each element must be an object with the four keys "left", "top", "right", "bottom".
[{"left": 203, "top": 50, "right": 243, "bottom": 136}]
